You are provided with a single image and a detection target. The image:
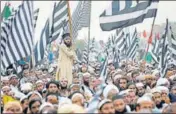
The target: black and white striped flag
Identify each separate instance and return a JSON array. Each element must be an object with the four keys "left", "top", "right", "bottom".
[
  {"left": 115, "top": 28, "right": 126, "bottom": 54},
  {"left": 34, "top": 8, "right": 39, "bottom": 28},
  {"left": 82, "top": 48, "right": 88, "bottom": 64},
  {"left": 169, "top": 26, "right": 176, "bottom": 65},
  {"left": 151, "top": 33, "right": 161, "bottom": 63},
  {"left": 82, "top": 38, "right": 89, "bottom": 64},
  {"left": 66, "top": 1, "right": 91, "bottom": 40},
  {"left": 34, "top": 1, "right": 69, "bottom": 65},
  {"left": 126, "top": 30, "right": 138, "bottom": 60},
  {"left": 159, "top": 19, "right": 170, "bottom": 78},
  {"left": 126, "top": 32, "right": 131, "bottom": 49},
  {"left": 76, "top": 48, "right": 82, "bottom": 63},
  {"left": 1, "top": 15, "right": 14, "bottom": 58},
  {"left": 90, "top": 38, "right": 97, "bottom": 53},
  {"left": 100, "top": 0, "right": 159, "bottom": 31},
  {"left": 1, "top": 1, "right": 34, "bottom": 70}
]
